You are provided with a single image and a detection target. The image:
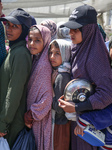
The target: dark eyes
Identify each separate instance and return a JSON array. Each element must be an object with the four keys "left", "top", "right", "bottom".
[
  {"left": 6, "top": 23, "right": 18, "bottom": 28},
  {"left": 28, "top": 38, "right": 40, "bottom": 42}
]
